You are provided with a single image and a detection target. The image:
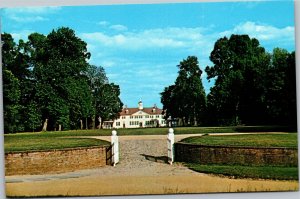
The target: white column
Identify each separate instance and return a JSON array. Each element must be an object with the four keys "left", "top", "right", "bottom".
[
  {"left": 111, "top": 130, "right": 119, "bottom": 166},
  {"left": 167, "top": 128, "right": 175, "bottom": 165}
]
